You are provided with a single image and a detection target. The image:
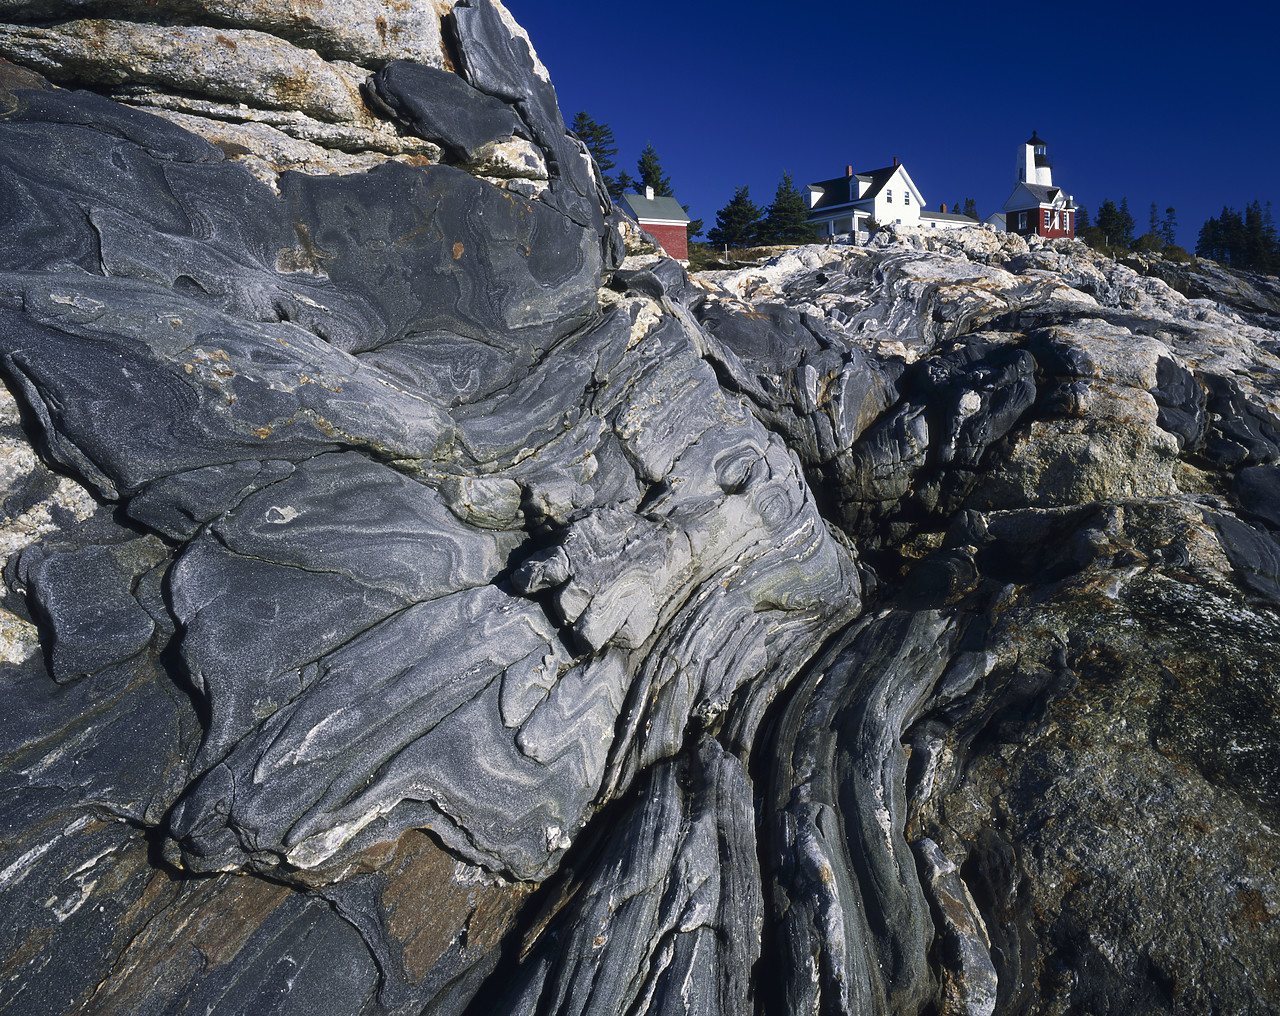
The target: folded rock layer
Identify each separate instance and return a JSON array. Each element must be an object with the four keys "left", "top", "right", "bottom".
[{"left": 0, "top": 3, "right": 1278, "bottom": 1015}]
